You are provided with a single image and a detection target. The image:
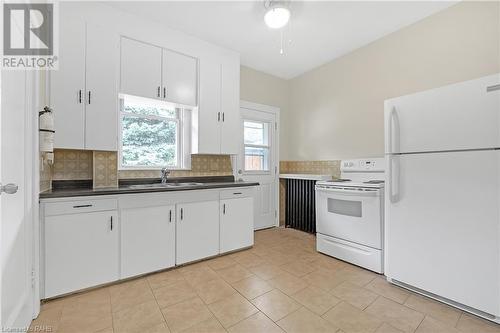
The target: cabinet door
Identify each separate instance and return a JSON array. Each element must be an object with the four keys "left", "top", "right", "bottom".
[
  {"left": 196, "top": 59, "right": 221, "bottom": 154},
  {"left": 85, "top": 23, "right": 119, "bottom": 151},
  {"left": 121, "top": 205, "right": 176, "bottom": 279},
  {"left": 220, "top": 197, "right": 254, "bottom": 253},
  {"left": 51, "top": 14, "right": 85, "bottom": 149},
  {"left": 162, "top": 49, "right": 197, "bottom": 106},
  {"left": 176, "top": 201, "right": 219, "bottom": 265},
  {"left": 220, "top": 57, "right": 241, "bottom": 154},
  {"left": 120, "top": 38, "right": 162, "bottom": 100},
  {"left": 44, "top": 211, "right": 119, "bottom": 298}
]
